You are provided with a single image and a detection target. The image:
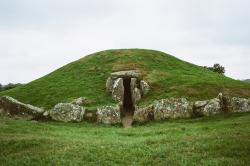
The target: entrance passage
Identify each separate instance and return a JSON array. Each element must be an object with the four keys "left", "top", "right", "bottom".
[
  {"left": 122, "top": 78, "right": 133, "bottom": 128},
  {"left": 123, "top": 78, "right": 133, "bottom": 110}
]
